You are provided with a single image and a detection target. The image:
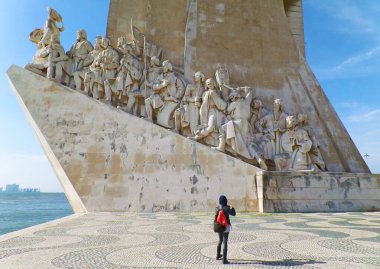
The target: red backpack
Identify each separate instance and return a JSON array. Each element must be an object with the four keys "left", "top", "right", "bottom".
[{"left": 214, "top": 209, "right": 228, "bottom": 233}]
